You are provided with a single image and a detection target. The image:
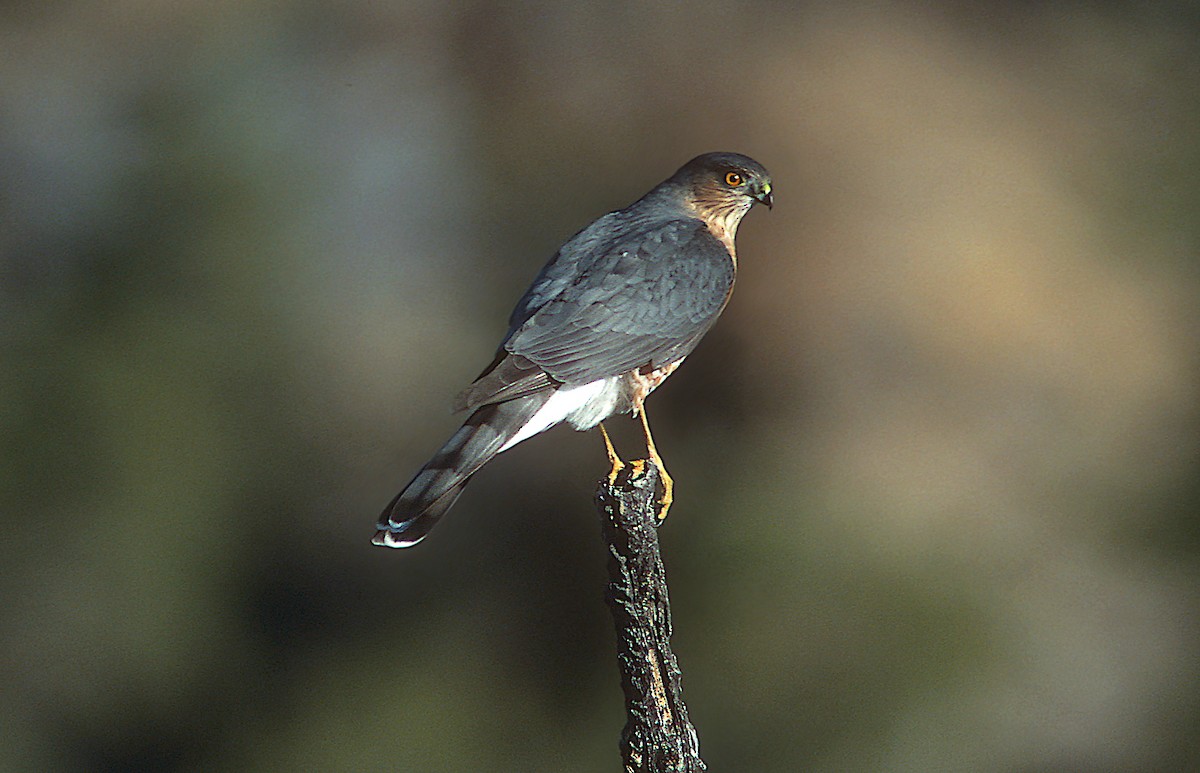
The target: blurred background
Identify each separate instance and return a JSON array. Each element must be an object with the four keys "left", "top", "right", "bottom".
[{"left": 3, "top": 2, "right": 1198, "bottom": 771}]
